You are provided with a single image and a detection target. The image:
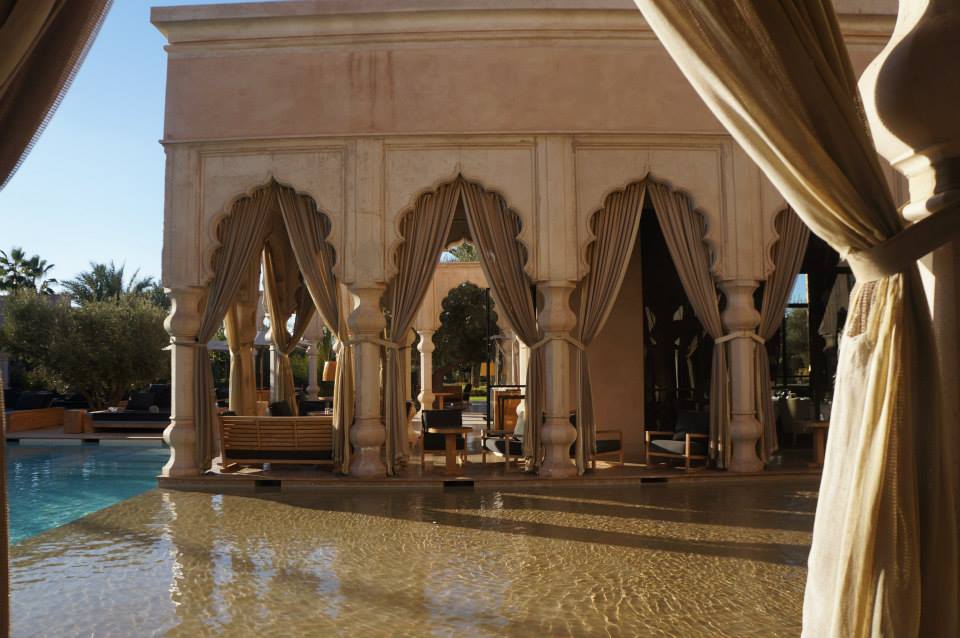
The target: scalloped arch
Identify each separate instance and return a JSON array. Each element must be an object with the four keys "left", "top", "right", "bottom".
[
  {"left": 579, "top": 173, "right": 720, "bottom": 283},
  {"left": 761, "top": 206, "right": 794, "bottom": 280},
  {"left": 202, "top": 176, "right": 337, "bottom": 287},
  {"left": 387, "top": 174, "right": 532, "bottom": 289}
]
